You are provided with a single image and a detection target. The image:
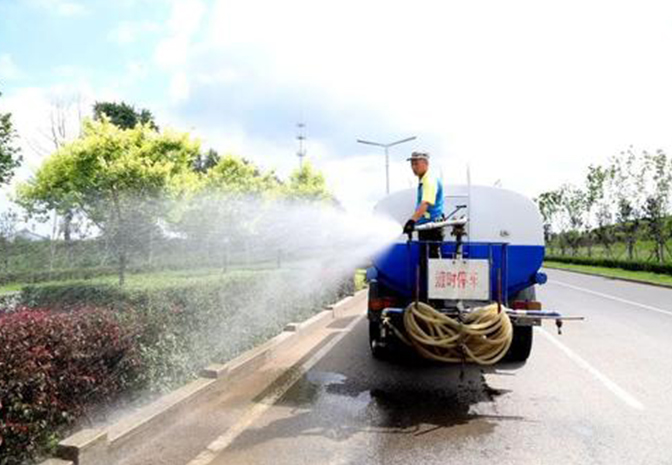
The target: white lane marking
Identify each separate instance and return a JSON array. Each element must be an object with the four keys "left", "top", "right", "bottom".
[
  {"left": 538, "top": 328, "right": 644, "bottom": 410},
  {"left": 186, "top": 314, "right": 365, "bottom": 465},
  {"left": 550, "top": 280, "right": 672, "bottom": 317}
]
